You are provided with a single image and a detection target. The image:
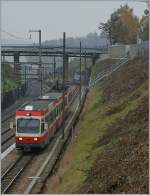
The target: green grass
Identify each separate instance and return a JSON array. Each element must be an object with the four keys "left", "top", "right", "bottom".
[
  {"left": 55, "top": 80, "right": 147, "bottom": 193},
  {"left": 3, "top": 78, "right": 18, "bottom": 92},
  {"left": 2, "top": 74, "right": 20, "bottom": 93},
  {"left": 91, "top": 59, "right": 119, "bottom": 80}
]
